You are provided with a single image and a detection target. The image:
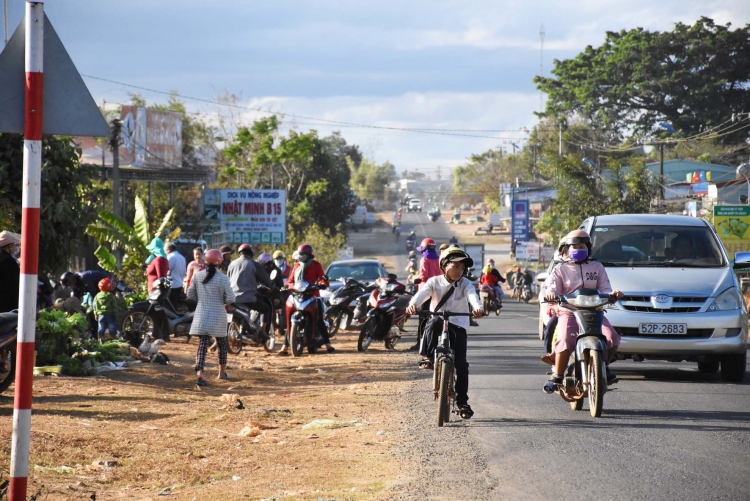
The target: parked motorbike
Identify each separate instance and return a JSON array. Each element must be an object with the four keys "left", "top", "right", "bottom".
[
  {"left": 358, "top": 274, "right": 412, "bottom": 352},
  {"left": 325, "top": 278, "right": 374, "bottom": 336},
  {"left": 478, "top": 284, "right": 502, "bottom": 316},
  {"left": 0, "top": 312, "right": 17, "bottom": 395},
  {"left": 121, "top": 277, "right": 195, "bottom": 341},
  {"left": 285, "top": 279, "right": 328, "bottom": 357},
  {"left": 226, "top": 284, "right": 281, "bottom": 354},
  {"left": 543, "top": 288, "right": 615, "bottom": 417}
]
